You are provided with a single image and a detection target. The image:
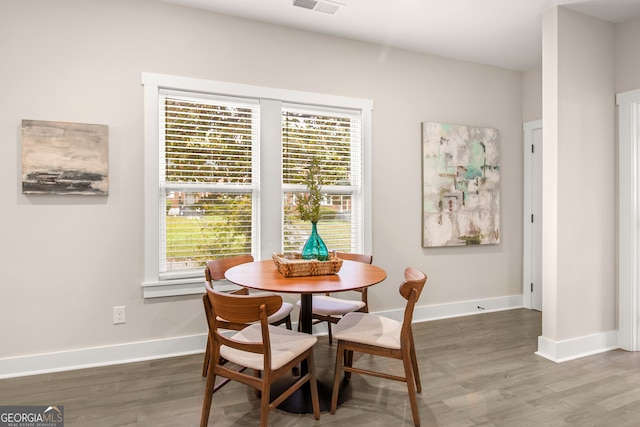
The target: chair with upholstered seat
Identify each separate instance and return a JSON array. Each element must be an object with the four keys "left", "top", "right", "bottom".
[
  {"left": 330, "top": 267, "right": 427, "bottom": 427},
  {"left": 200, "top": 285, "right": 320, "bottom": 427},
  {"left": 202, "top": 254, "right": 294, "bottom": 378},
  {"left": 296, "top": 252, "right": 372, "bottom": 343}
]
